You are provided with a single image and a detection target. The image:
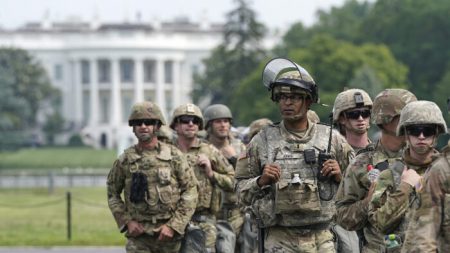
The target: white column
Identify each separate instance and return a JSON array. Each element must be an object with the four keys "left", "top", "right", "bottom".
[
  {"left": 134, "top": 58, "right": 144, "bottom": 103},
  {"left": 111, "top": 58, "right": 122, "bottom": 126},
  {"left": 89, "top": 58, "right": 99, "bottom": 126},
  {"left": 72, "top": 59, "right": 83, "bottom": 124},
  {"left": 156, "top": 59, "right": 167, "bottom": 118},
  {"left": 171, "top": 59, "right": 181, "bottom": 112}
]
